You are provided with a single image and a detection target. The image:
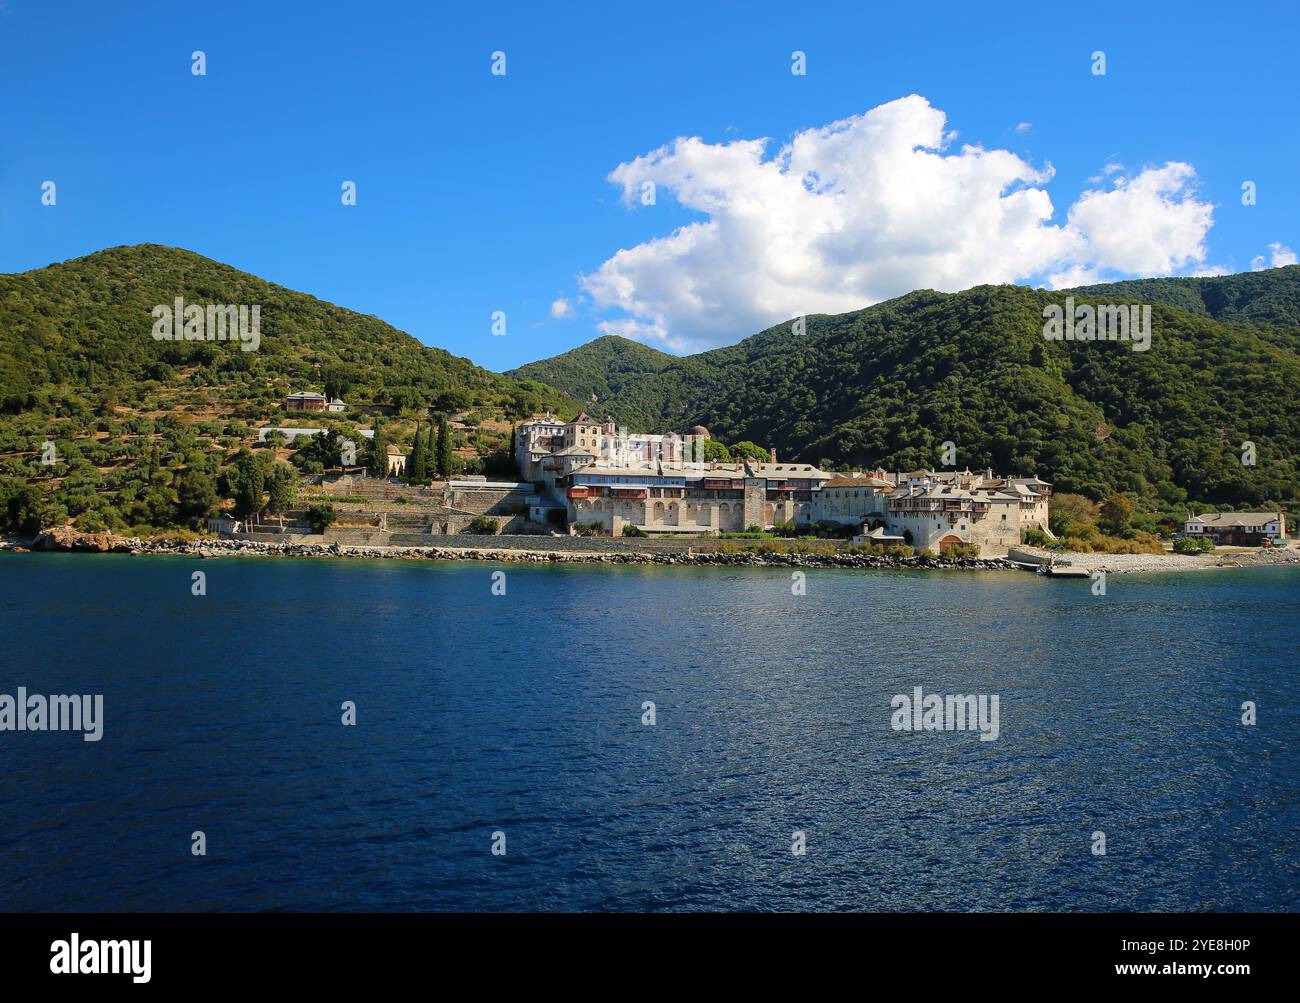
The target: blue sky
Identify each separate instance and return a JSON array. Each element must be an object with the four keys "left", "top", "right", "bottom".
[{"left": 2, "top": 0, "right": 1296, "bottom": 368}]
